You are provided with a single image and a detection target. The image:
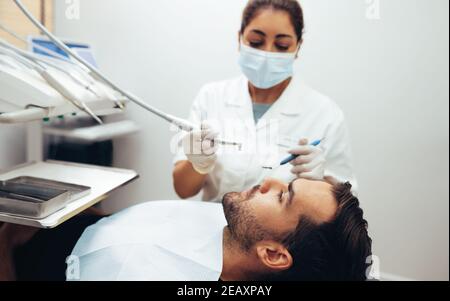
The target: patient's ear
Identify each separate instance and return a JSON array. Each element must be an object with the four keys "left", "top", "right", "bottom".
[{"left": 255, "top": 241, "right": 292, "bottom": 272}]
